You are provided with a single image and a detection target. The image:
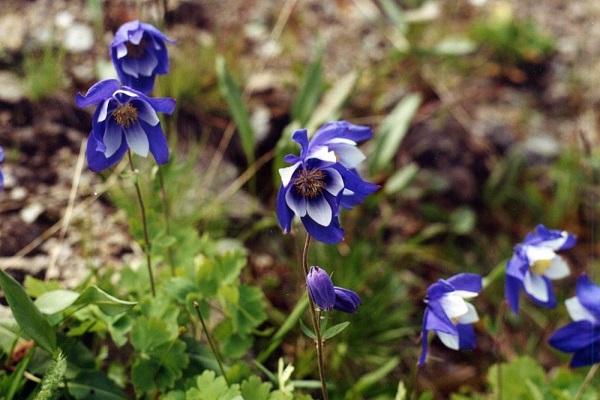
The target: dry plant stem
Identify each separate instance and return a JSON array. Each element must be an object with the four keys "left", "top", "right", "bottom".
[
  {"left": 192, "top": 301, "right": 229, "bottom": 384},
  {"left": 574, "top": 364, "right": 599, "bottom": 400},
  {"left": 127, "top": 152, "right": 156, "bottom": 297},
  {"left": 301, "top": 234, "right": 329, "bottom": 400},
  {"left": 157, "top": 167, "right": 176, "bottom": 275}
]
